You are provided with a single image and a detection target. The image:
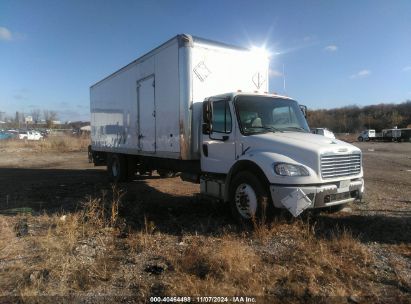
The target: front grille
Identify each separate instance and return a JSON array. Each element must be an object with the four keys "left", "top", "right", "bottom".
[{"left": 321, "top": 153, "right": 361, "bottom": 179}]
